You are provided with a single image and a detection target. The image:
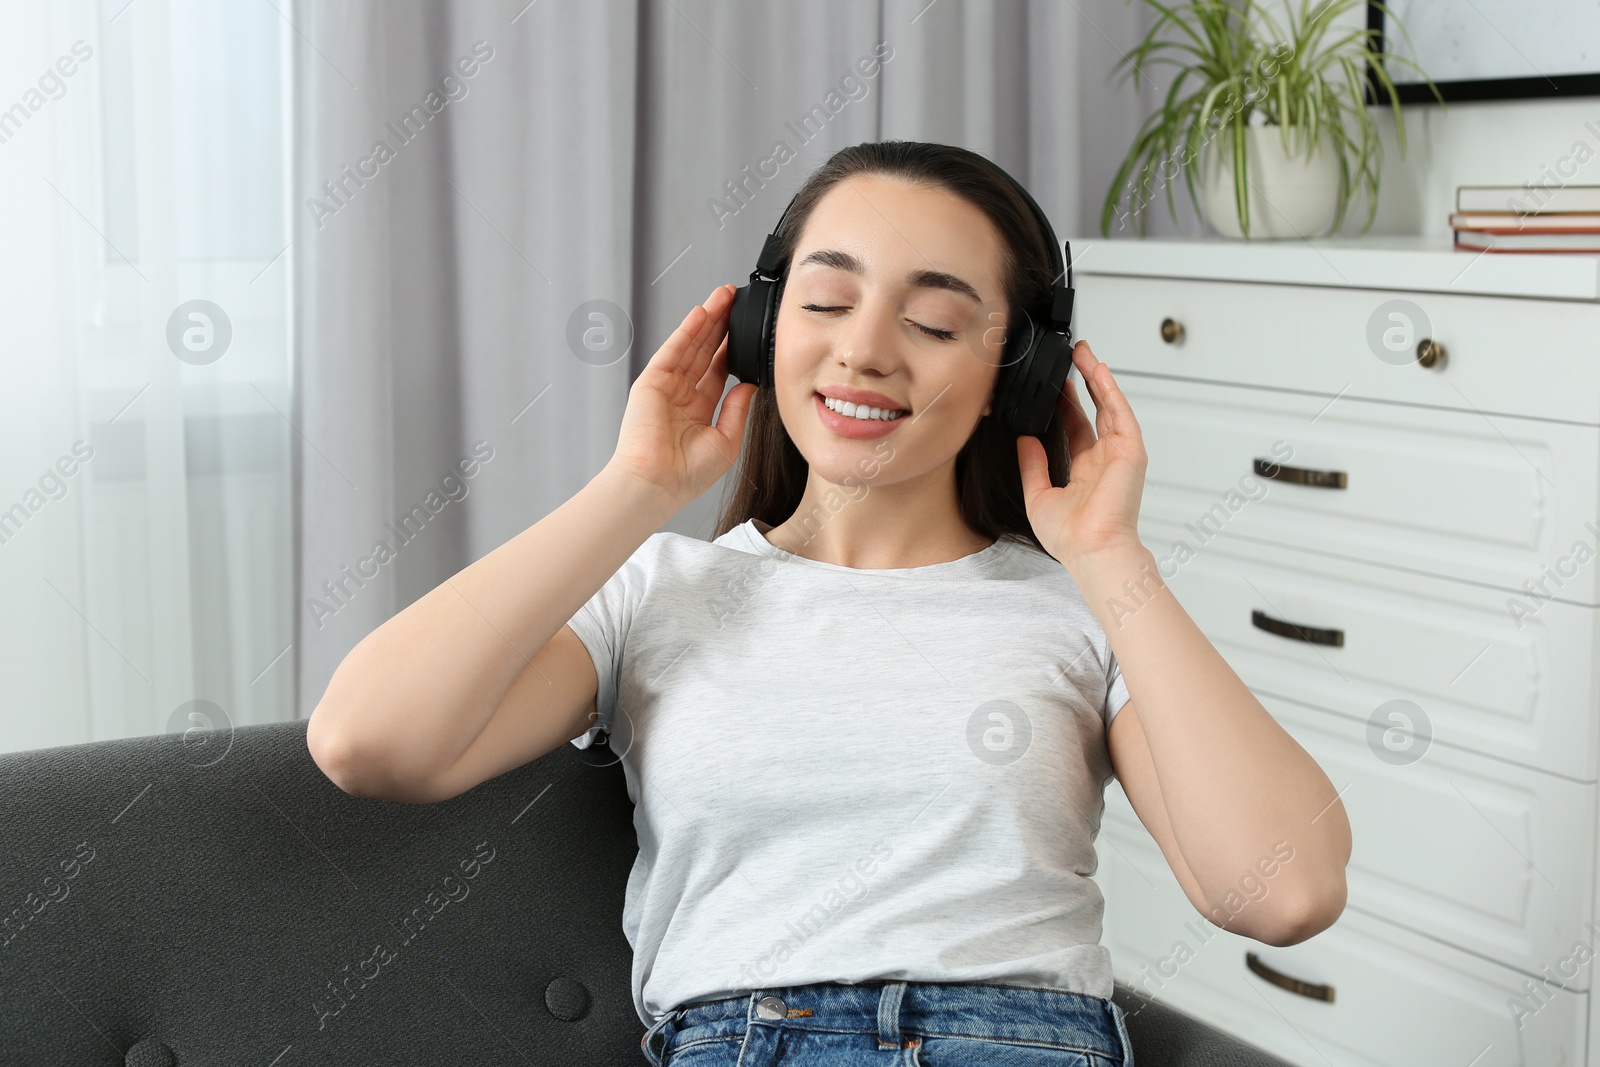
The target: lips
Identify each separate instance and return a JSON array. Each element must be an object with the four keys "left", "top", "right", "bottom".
[
  {"left": 813, "top": 393, "right": 906, "bottom": 439},
  {"left": 814, "top": 386, "right": 908, "bottom": 413}
]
